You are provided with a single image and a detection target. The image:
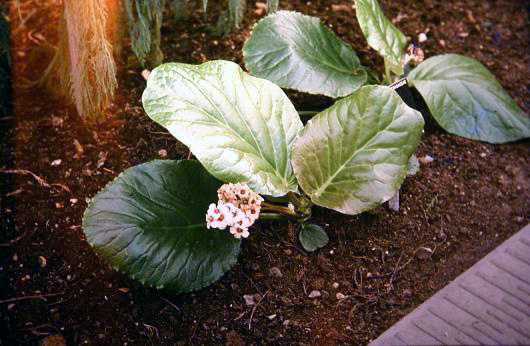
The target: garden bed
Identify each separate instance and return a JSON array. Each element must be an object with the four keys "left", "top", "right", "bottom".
[{"left": 1, "top": 0, "right": 529, "bottom": 344}]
